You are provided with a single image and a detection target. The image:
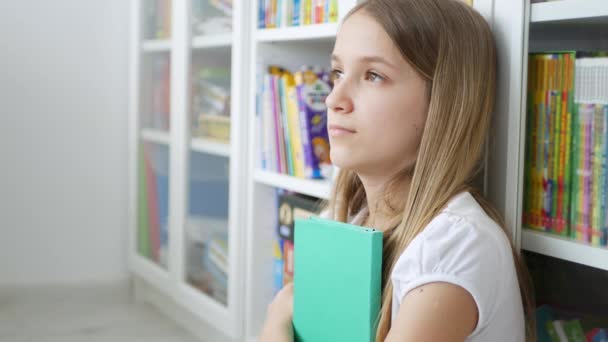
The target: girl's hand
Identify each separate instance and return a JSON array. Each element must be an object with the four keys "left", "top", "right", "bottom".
[{"left": 259, "top": 283, "right": 294, "bottom": 342}]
